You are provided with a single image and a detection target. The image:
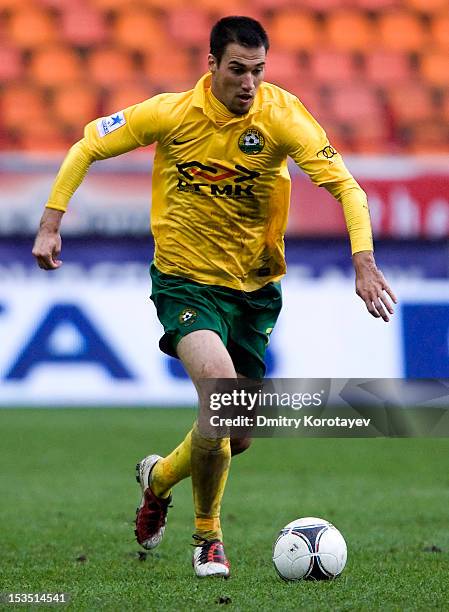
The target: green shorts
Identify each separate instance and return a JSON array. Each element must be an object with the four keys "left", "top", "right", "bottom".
[{"left": 150, "top": 263, "right": 282, "bottom": 379}]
